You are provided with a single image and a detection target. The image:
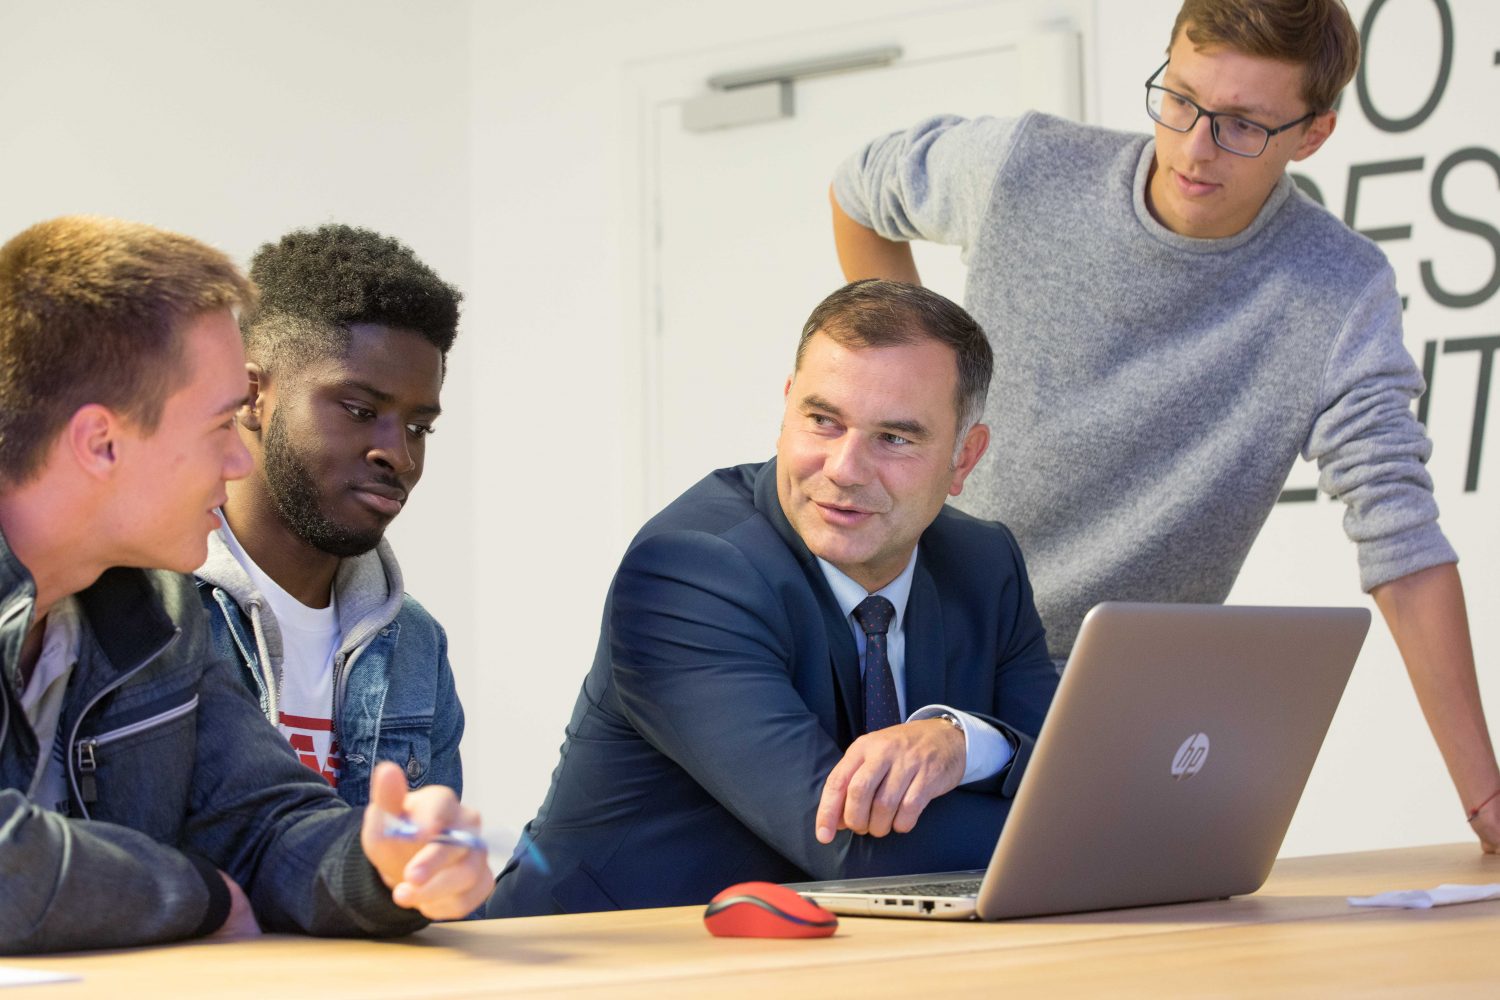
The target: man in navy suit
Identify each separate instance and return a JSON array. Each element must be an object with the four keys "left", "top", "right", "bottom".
[{"left": 487, "top": 280, "right": 1058, "bottom": 916}]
